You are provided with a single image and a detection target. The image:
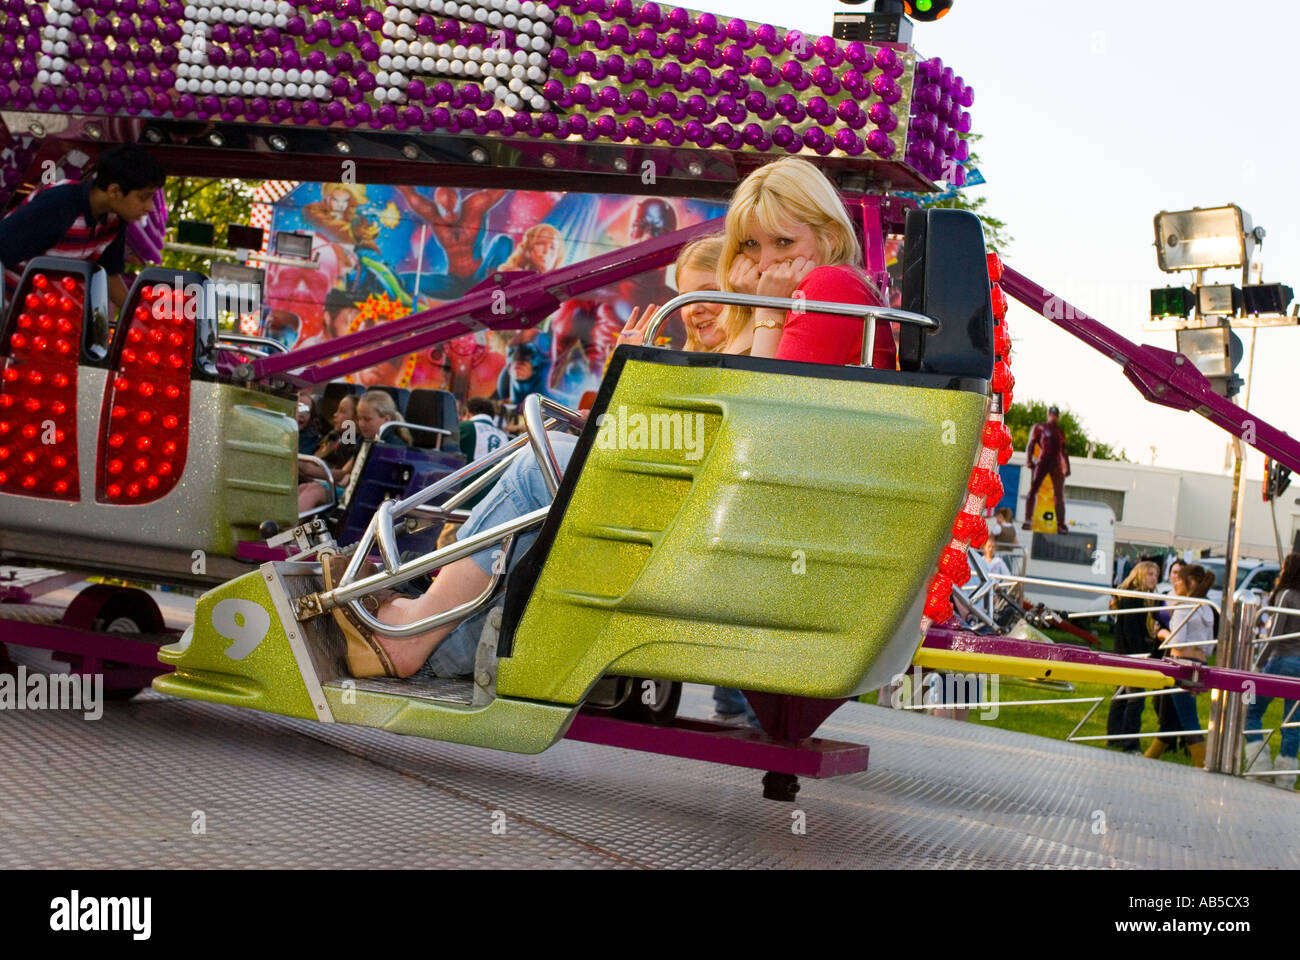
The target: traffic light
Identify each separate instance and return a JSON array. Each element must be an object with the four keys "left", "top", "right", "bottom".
[
  {"left": 1151, "top": 286, "right": 1195, "bottom": 320},
  {"left": 1242, "top": 283, "right": 1294, "bottom": 317},
  {"left": 1264, "top": 457, "right": 1293, "bottom": 502},
  {"left": 904, "top": 0, "right": 954, "bottom": 19}
]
